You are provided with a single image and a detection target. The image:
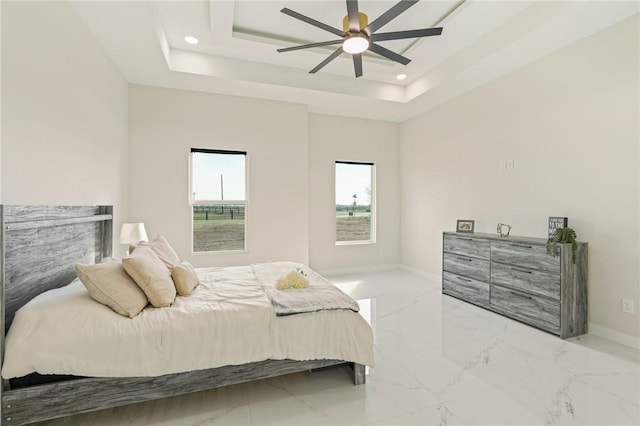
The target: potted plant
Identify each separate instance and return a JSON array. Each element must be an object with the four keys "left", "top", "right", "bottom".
[{"left": 546, "top": 227, "right": 578, "bottom": 263}]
